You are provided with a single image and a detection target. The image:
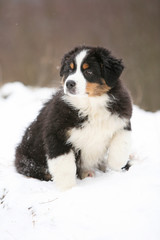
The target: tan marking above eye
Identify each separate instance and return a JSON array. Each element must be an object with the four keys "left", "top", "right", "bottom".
[
  {"left": 82, "top": 63, "right": 89, "bottom": 70},
  {"left": 70, "top": 62, "right": 74, "bottom": 70}
]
